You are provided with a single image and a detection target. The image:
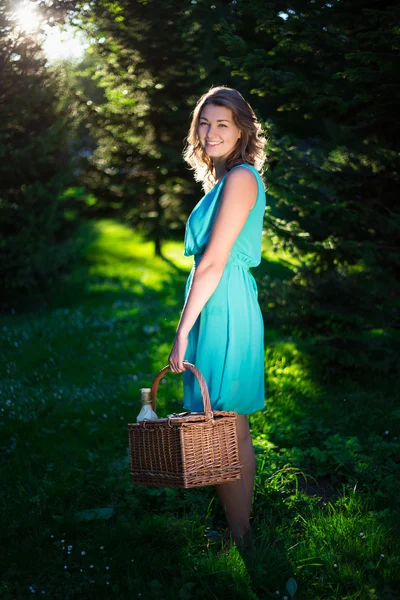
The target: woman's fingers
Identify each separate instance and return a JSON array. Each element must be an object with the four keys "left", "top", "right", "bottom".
[
  {"left": 169, "top": 360, "right": 185, "bottom": 373},
  {"left": 168, "top": 354, "right": 182, "bottom": 373},
  {"left": 168, "top": 334, "right": 188, "bottom": 373}
]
